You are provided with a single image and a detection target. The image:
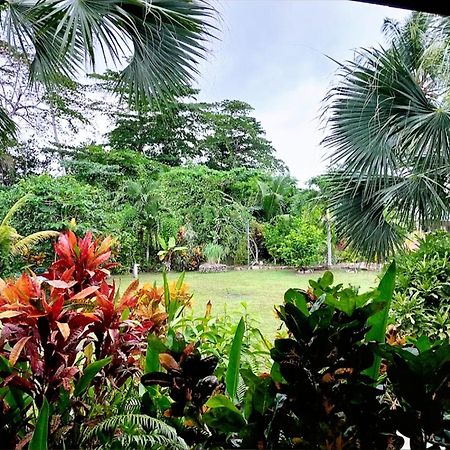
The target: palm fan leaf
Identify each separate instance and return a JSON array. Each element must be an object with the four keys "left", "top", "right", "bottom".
[
  {"left": 1, "top": 0, "right": 217, "bottom": 106},
  {"left": 11, "top": 230, "right": 59, "bottom": 256},
  {"left": 322, "top": 35, "right": 450, "bottom": 260}
]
